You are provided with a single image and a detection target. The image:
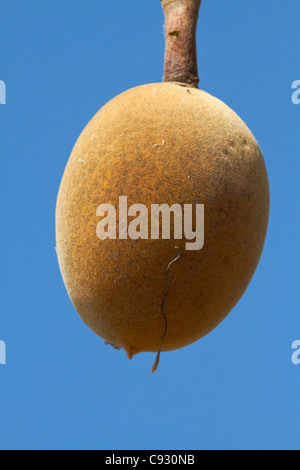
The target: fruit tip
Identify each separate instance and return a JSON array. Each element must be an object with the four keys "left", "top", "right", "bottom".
[{"left": 151, "top": 352, "right": 160, "bottom": 374}]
